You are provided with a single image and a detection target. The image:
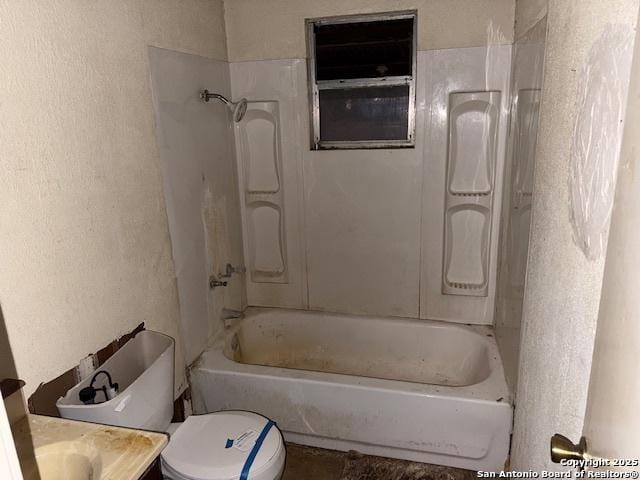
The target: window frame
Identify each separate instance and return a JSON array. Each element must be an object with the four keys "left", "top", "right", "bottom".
[{"left": 306, "top": 11, "right": 418, "bottom": 150}]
